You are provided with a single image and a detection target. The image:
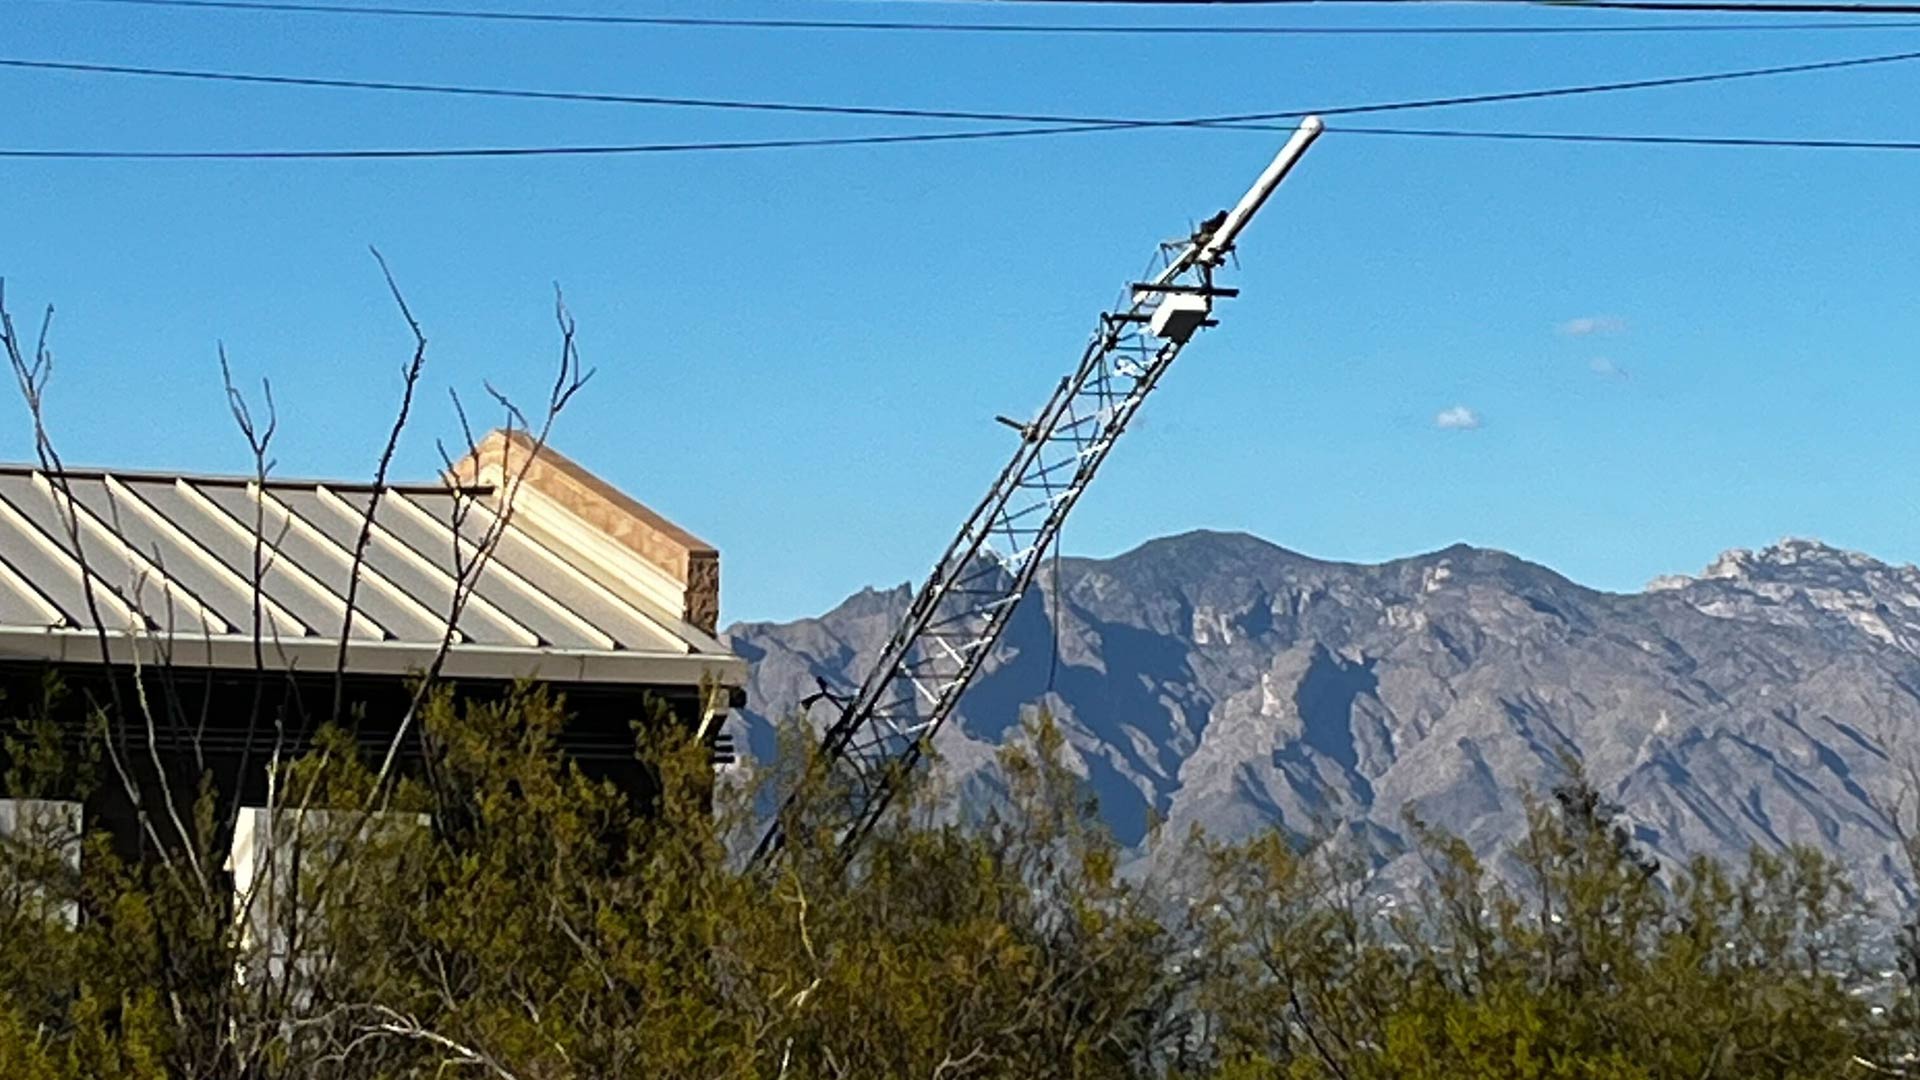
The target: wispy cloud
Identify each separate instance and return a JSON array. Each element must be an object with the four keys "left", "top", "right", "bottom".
[
  {"left": 1434, "top": 405, "right": 1482, "bottom": 431},
  {"left": 1559, "top": 316, "right": 1626, "bottom": 337},
  {"left": 1589, "top": 357, "right": 1629, "bottom": 379}
]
